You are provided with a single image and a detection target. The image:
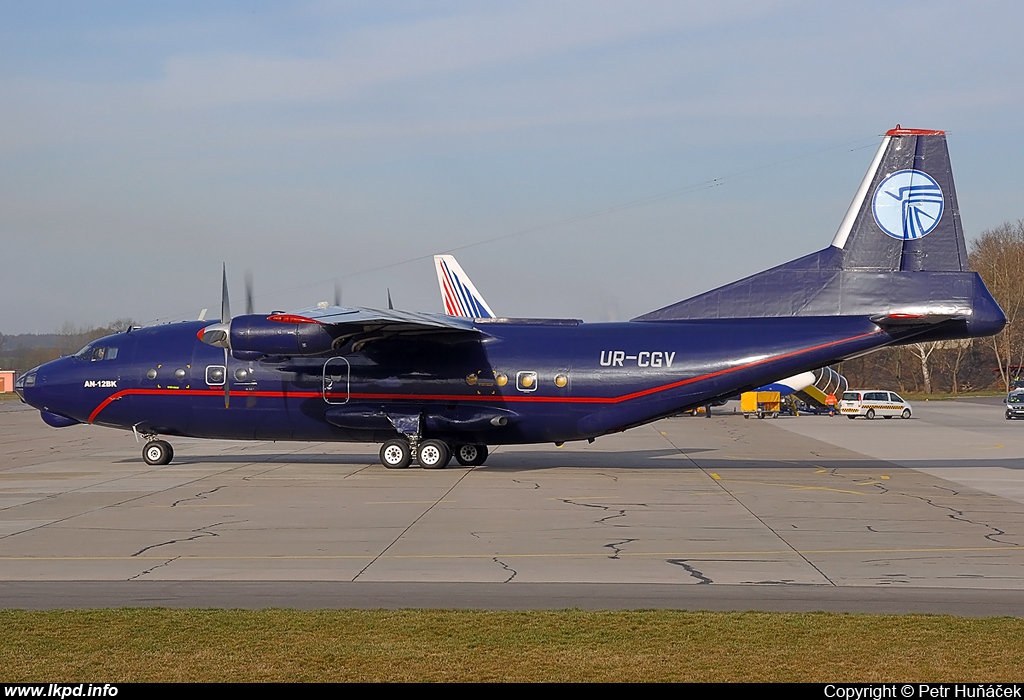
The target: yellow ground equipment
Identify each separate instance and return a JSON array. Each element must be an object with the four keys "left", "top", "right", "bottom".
[{"left": 741, "top": 391, "right": 781, "bottom": 419}]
